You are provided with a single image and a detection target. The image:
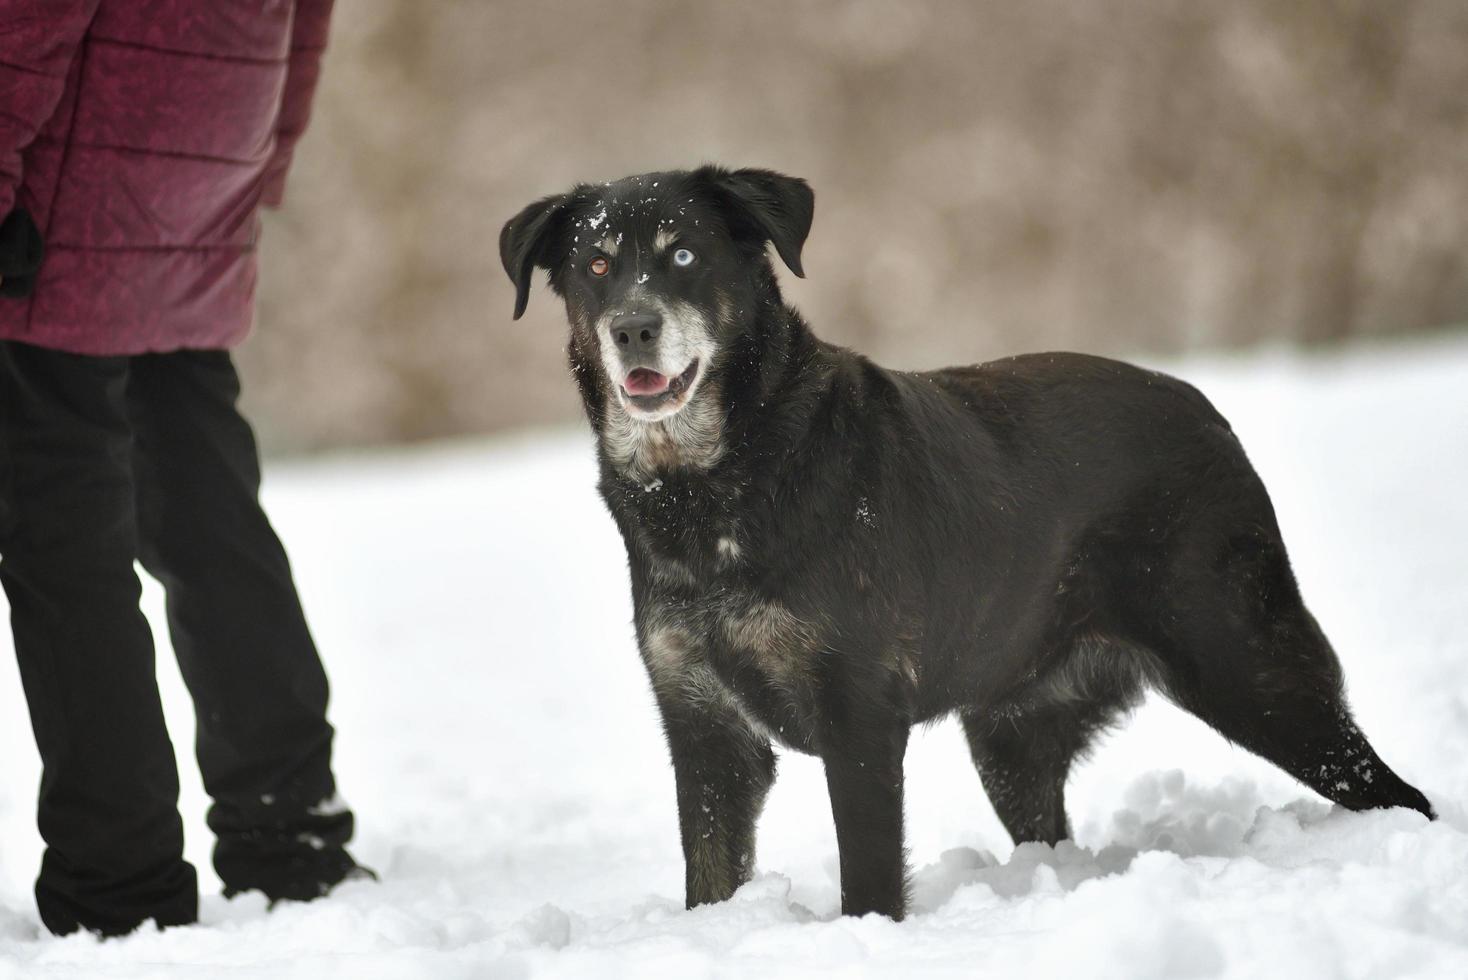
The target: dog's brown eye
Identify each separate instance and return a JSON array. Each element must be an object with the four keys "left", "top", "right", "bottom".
[{"left": 589, "top": 256, "right": 610, "bottom": 277}]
